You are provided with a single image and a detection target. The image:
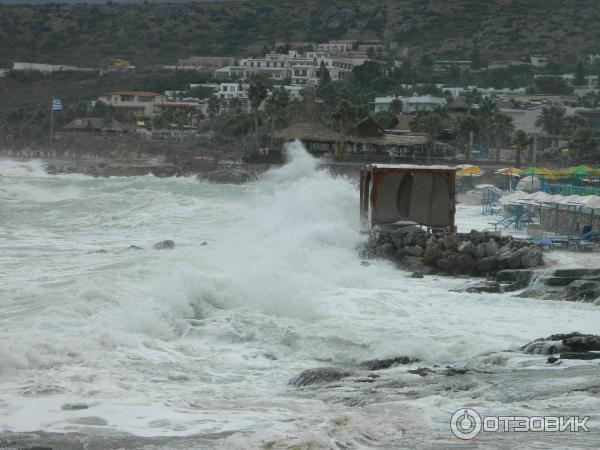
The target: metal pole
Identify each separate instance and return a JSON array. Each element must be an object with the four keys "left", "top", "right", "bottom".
[{"left": 50, "top": 105, "right": 54, "bottom": 155}]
